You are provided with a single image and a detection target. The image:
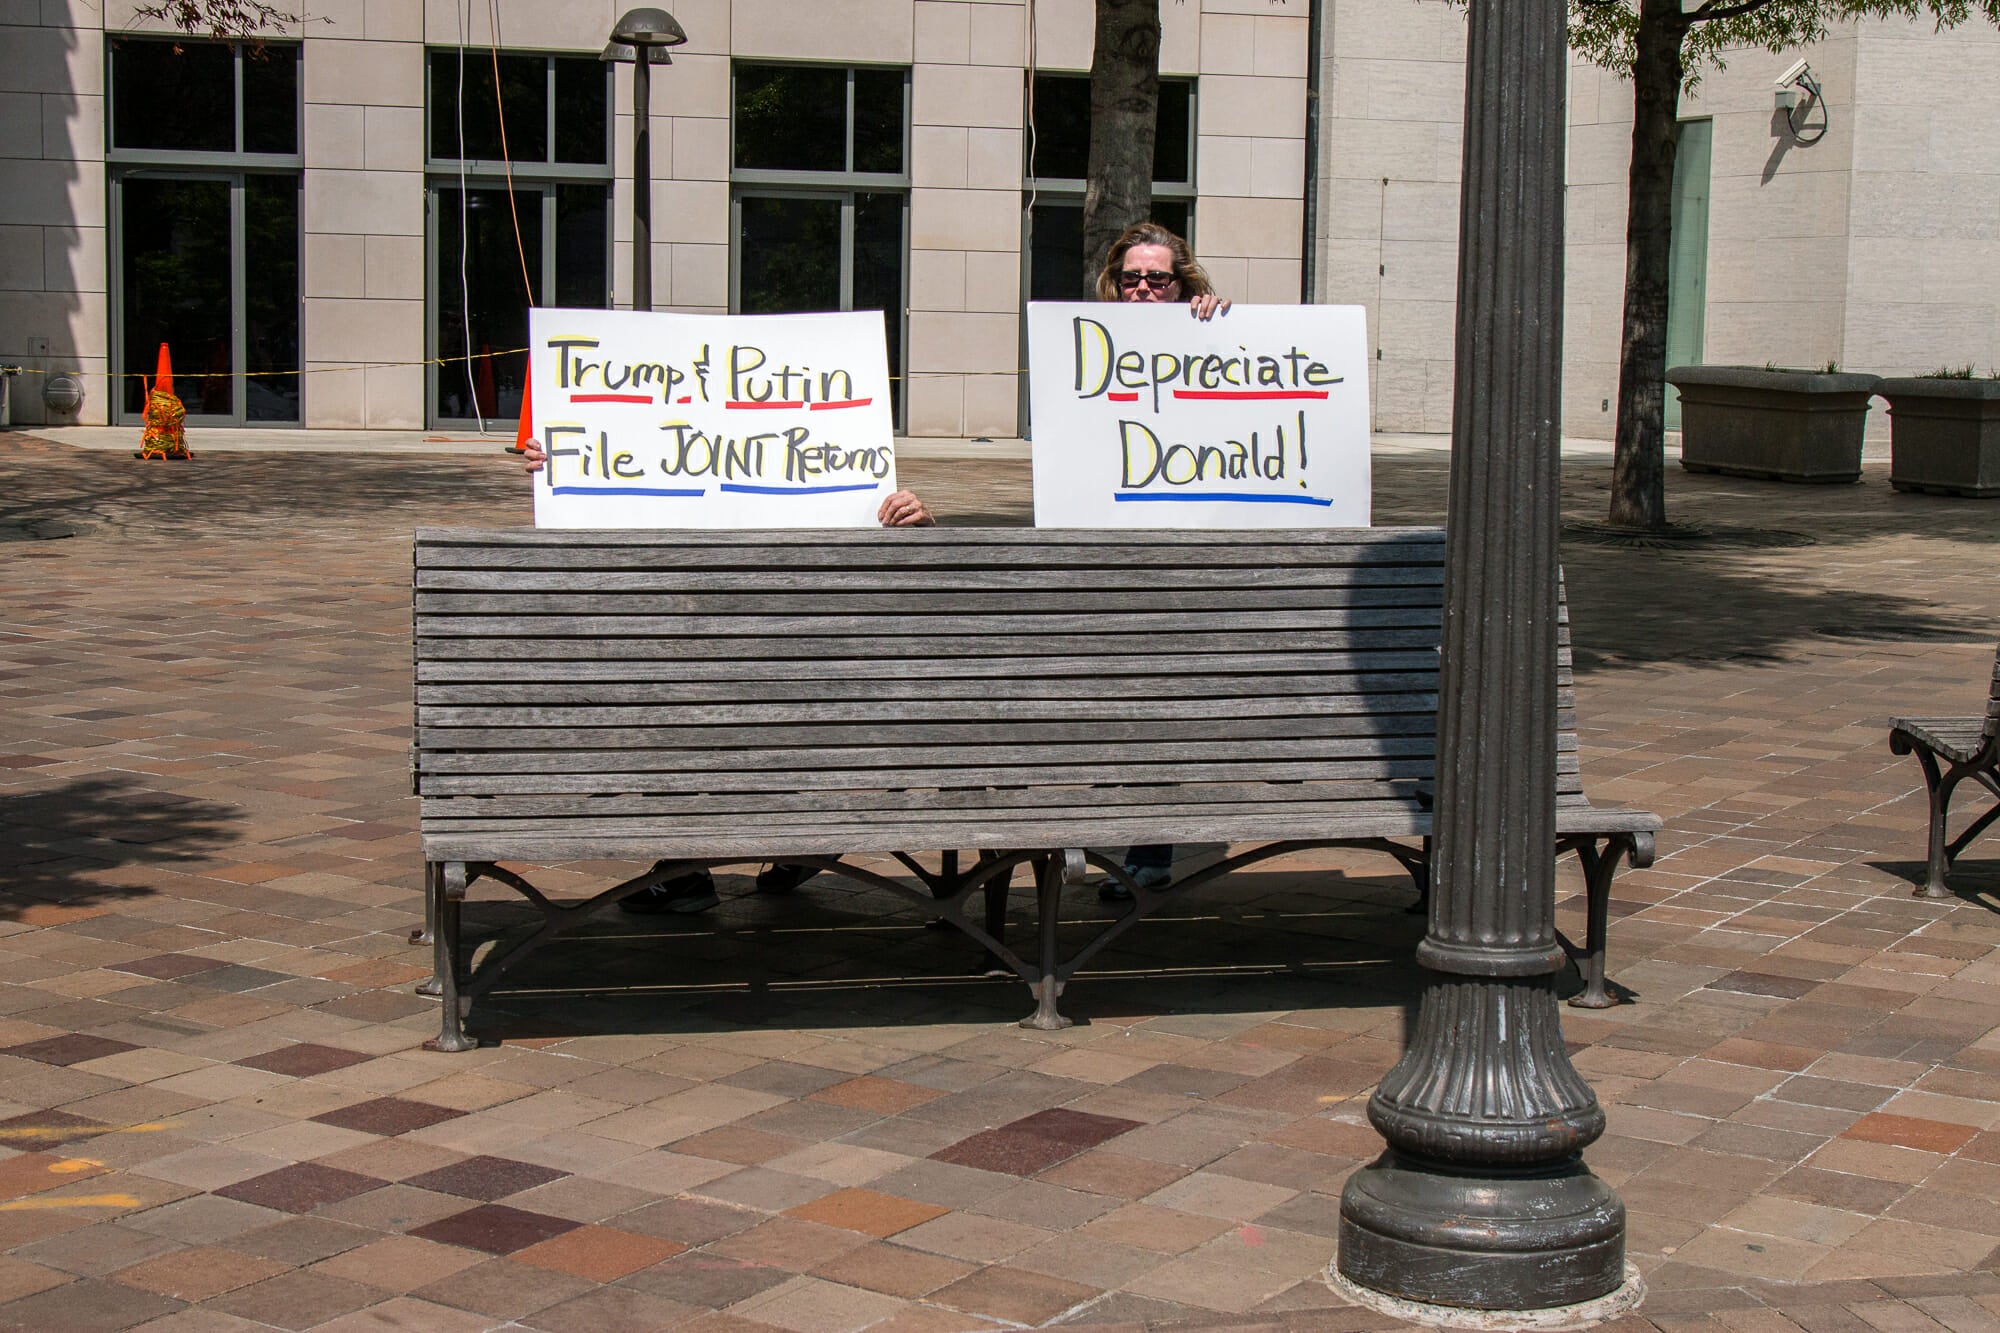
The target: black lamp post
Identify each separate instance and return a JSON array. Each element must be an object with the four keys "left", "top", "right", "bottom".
[
  {"left": 603, "top": 7, "right": 688, "bottom": 312},
  {"left": 1334, "top": 0, "right": 1634, "bottom": 1315}
]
